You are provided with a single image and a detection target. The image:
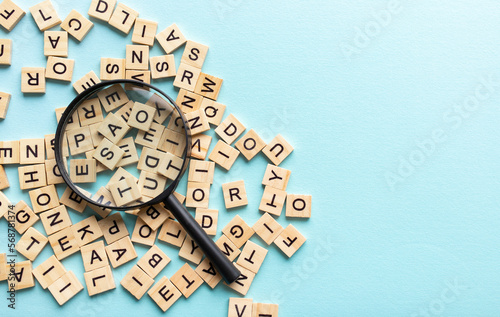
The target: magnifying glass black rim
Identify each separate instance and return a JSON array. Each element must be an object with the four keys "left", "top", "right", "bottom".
[{"left": 54, "top": 79, "right": 192, "bottom": 211}]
